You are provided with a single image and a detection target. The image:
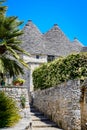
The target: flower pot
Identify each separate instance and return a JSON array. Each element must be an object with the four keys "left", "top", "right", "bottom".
[{"left": 13, "top": 81, "right": 23, "bottom": 86}]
